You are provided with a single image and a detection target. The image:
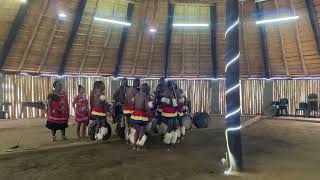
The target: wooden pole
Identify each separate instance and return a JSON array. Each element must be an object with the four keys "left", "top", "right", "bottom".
[
  {"left": 256, "top": 2, "right": 272, "bottom": 78},
  {"left": 305, "top": 0, "right": 320, "bottom": 53},
  {"left": 290, "top": 0, "right": 308, "bottom": 75},
  {"left": 79, "top": 0, "right": 100, "bottom": 74},
  {"left": 113, "top": 3, "right": 134, "bottom": 77},
  {"left": 18, "top": 0, "right": 49, "bottom": 72},
  {"left": 0, "top": 2, "right": 29, "bottom": 70},
  {"left": 210, "top": 3, "right": 218, "bottom": 78},
  {"left": 274, "top": 0, "right": 289, "bottom": 76},
  {"left": 224, "top": 0, "right": 242, "bottom": 173},
  {"left": 58, "top": 0, "right": 87, "bottom": 75},
  {"left": 96, "top": 0, "right": 119, "bottom": 75},
  {"left": 163, "top": 2, "right": 174, "bottom": 79}
]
